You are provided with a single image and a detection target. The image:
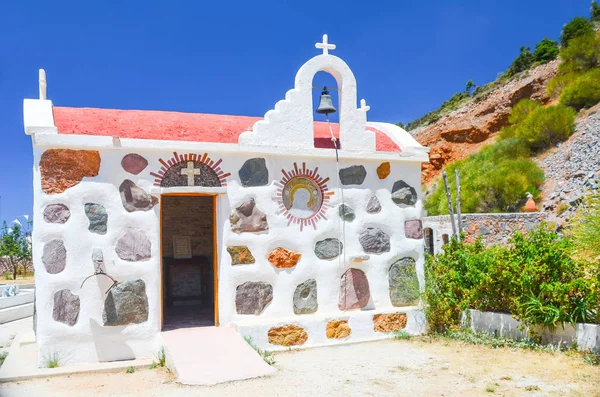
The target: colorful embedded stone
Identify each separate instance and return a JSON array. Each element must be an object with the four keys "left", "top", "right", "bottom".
[
  {"left": 359, "top": 227, "right": 390, "bottom": 253},
  {"left": 373, "top": 313, "right": 408, "bottom": 332},
  {"left": 268, "top": 247, "right": 301, "bottom": 269},
  {"left": 121, "top": 153, "right": 148, "bottom": 175},
  {"left": 389, "top": 257, "right": 420, "bottom": 307},
  {"left": 43, "top": 204, "right": 71, "bottom": 224},
  {"left": 40, "top": 149, "right": 101, "bottom": 194},
  {"left": 268, "top": 324, "right": 308, "bottom": 346},
  {"left": 227, "top": 246, "right": 256, "bottom": 265},
  {"left": 103, "top": 279, "right": 149, "bottom": 326},
  {"left": 339, "top": 165, "right": 367, "bottom": 186},
  {"left": 377, "top": 162, "right": 390, "bottom": 179},
  {"left": 293, "top": 279, "right": 318, "bottom": 315},
  {"left": 338, "top": 268, "right": 371, "bottom": 311},
  {"left": 235, "top": 281, "right": 273, "bottom": 315}
]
